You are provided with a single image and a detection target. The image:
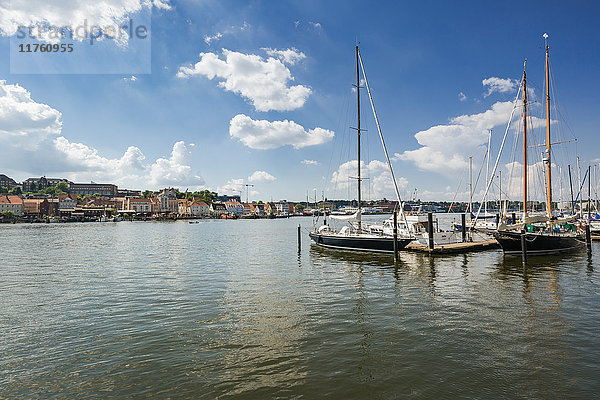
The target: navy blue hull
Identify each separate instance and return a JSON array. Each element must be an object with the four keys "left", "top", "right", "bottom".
[
  {"left": 492, "top": 231, "right": 586, "bottom": 255},
  {"left": 309, "top": 232, "right": 413, "bottom": 253}
]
